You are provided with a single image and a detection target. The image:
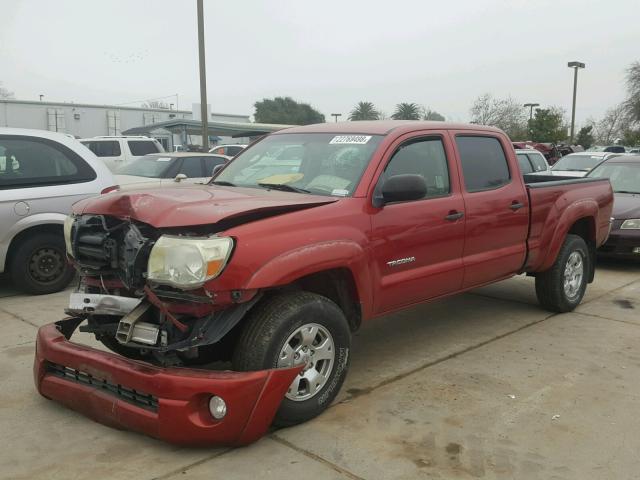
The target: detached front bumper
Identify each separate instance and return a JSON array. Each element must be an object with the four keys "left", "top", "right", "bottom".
[{"left": 34, "top": 319, "right": 301, "bottom": 446}]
